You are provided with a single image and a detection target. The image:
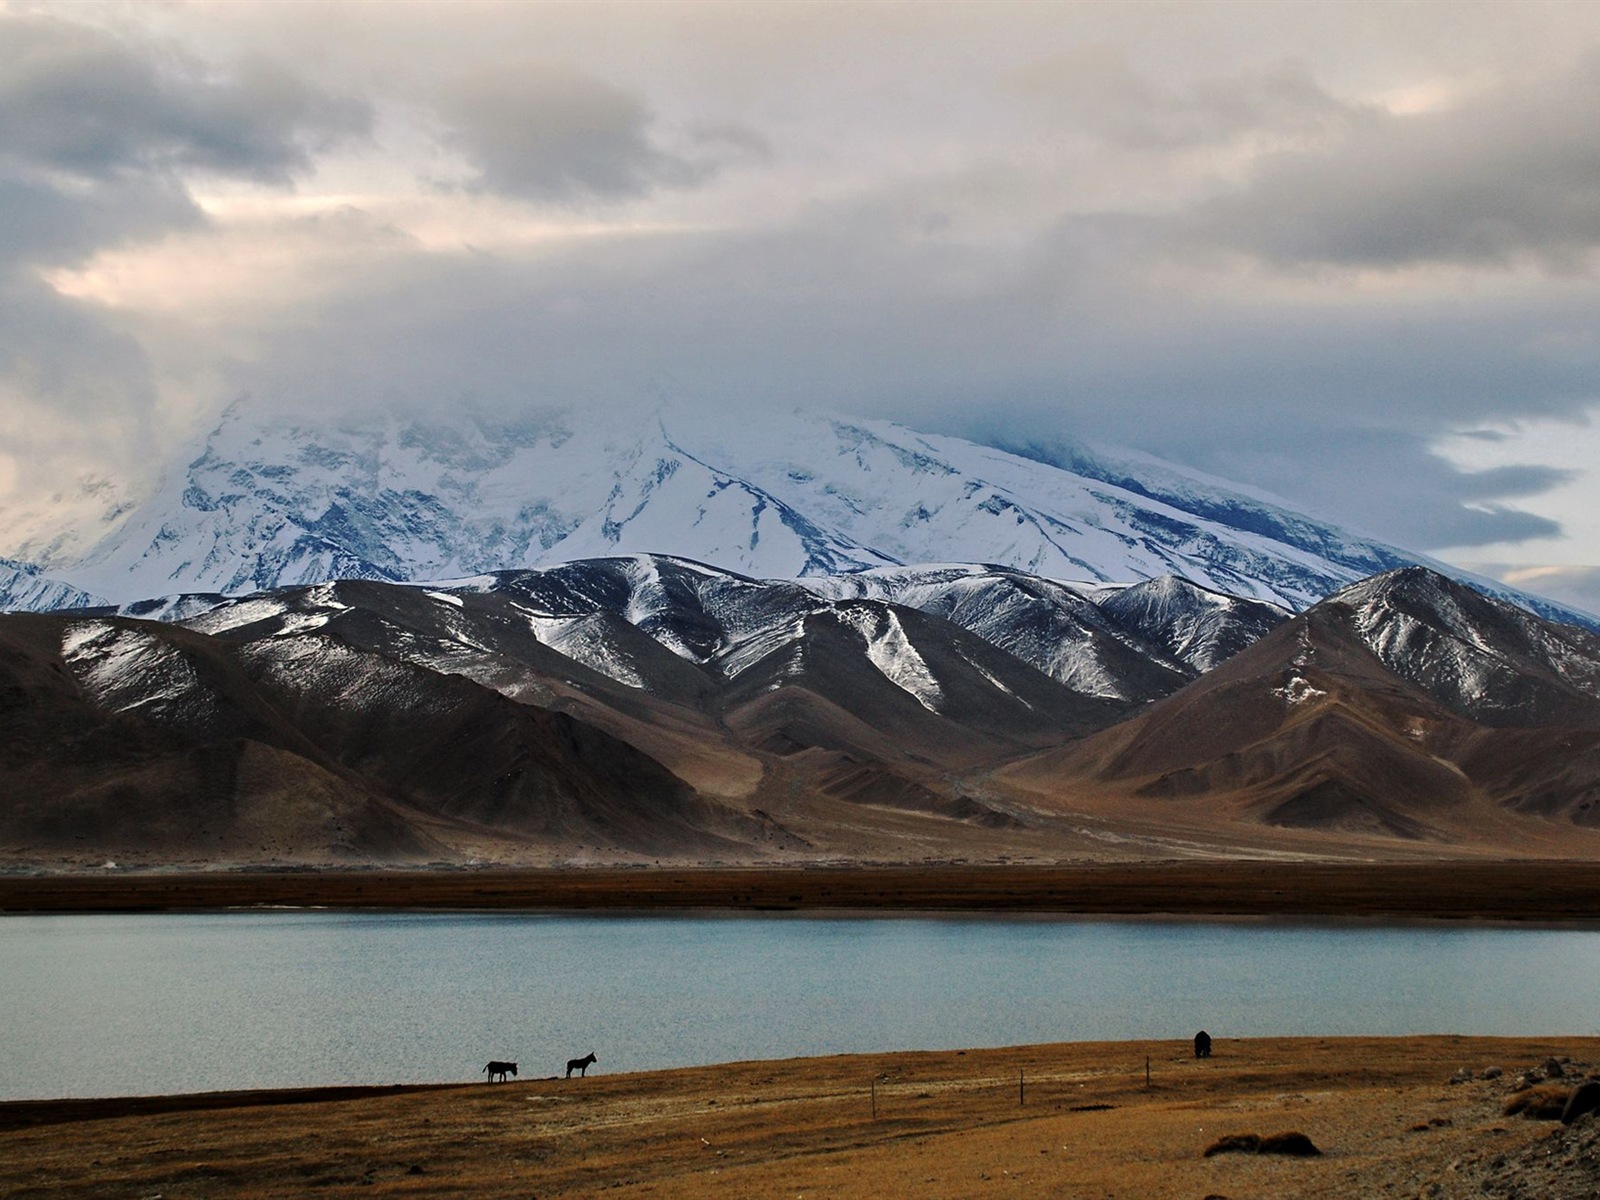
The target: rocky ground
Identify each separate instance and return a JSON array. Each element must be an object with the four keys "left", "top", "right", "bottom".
[{"left": 4, "top": 1036, "right": 1599, "bottom": 1199}]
